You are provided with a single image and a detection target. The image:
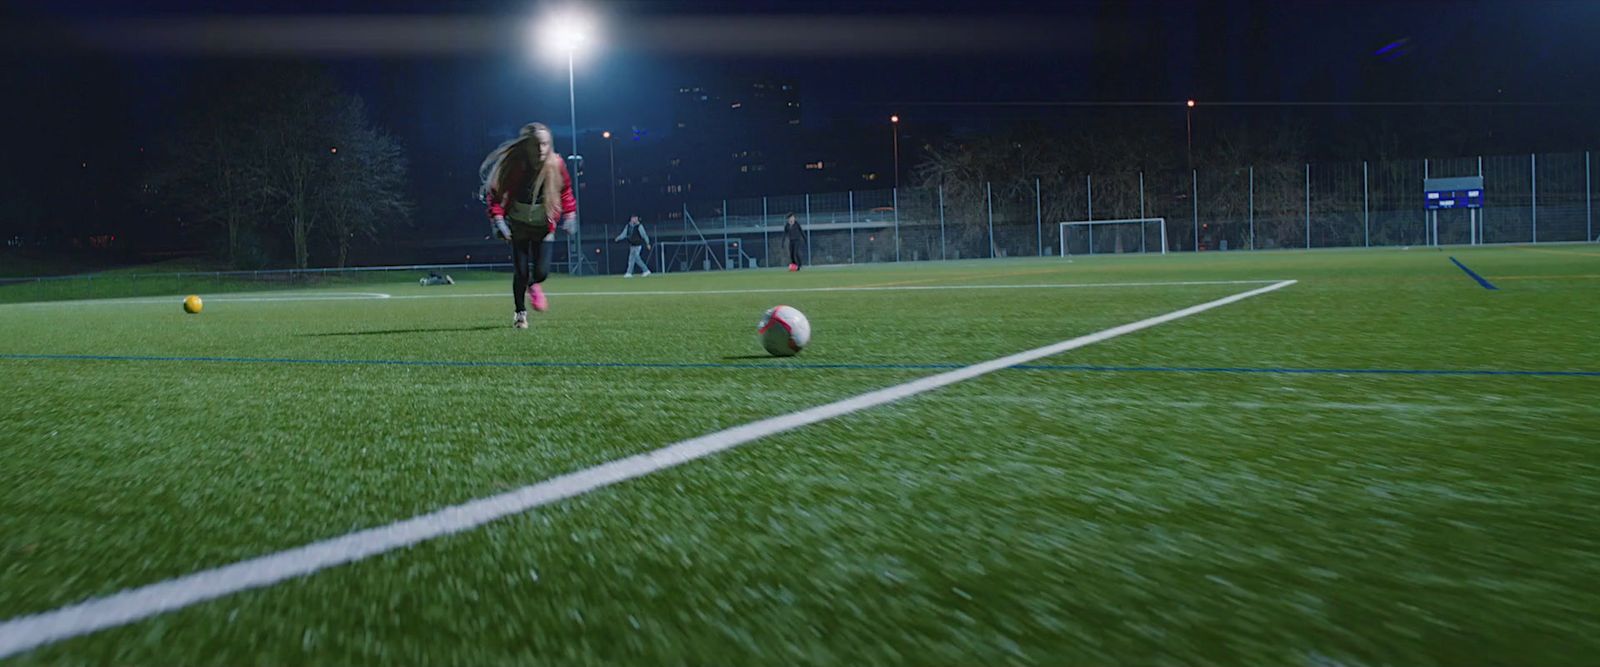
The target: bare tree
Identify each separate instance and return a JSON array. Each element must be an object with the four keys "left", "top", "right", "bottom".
[
  {"left": 152, "top": 66, "right": 411, "bottom": 269},
  {"left": 149, "top": 84, "right": 274, "bottom": 266},
  {"left": 319, "top": 95, "right": 412, "bottom": 268}
]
